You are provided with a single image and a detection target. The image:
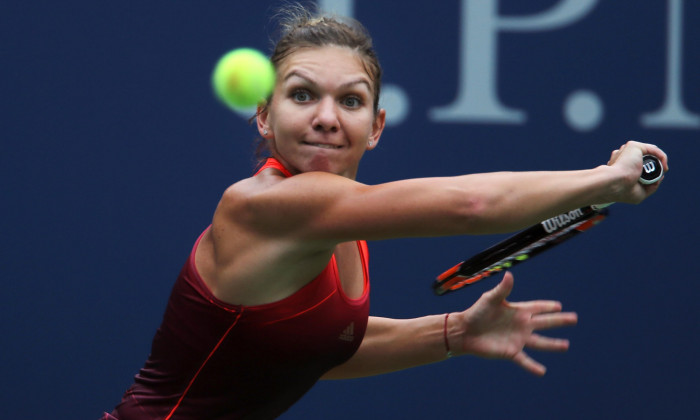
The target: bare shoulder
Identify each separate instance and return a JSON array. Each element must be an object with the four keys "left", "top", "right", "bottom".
[
  {"left": 217, "top": 170, "right": 364, "bottom": 239},
  {"left": 199, "top": 170, "right": 346, "bottom": 305},
  {"left": 216, "top": 170, "right": 288, "bottom": 223}
]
